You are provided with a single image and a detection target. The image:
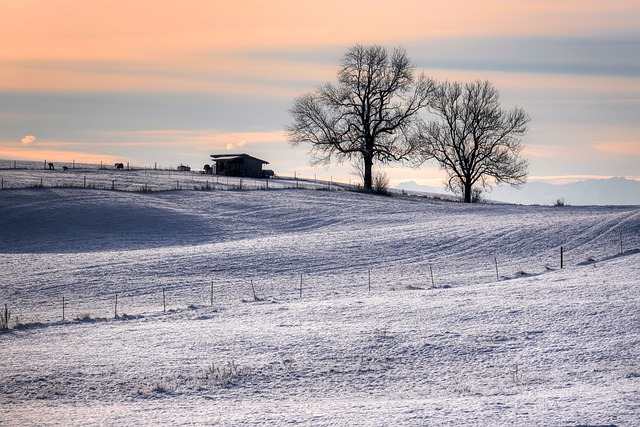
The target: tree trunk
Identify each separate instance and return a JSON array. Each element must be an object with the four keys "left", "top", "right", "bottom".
[
  {"left": 463, "top": 181, "right": 473, "bottom": 203},
  {"left": 363, "top": 153, "right": 373, "bottom": 191}
]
